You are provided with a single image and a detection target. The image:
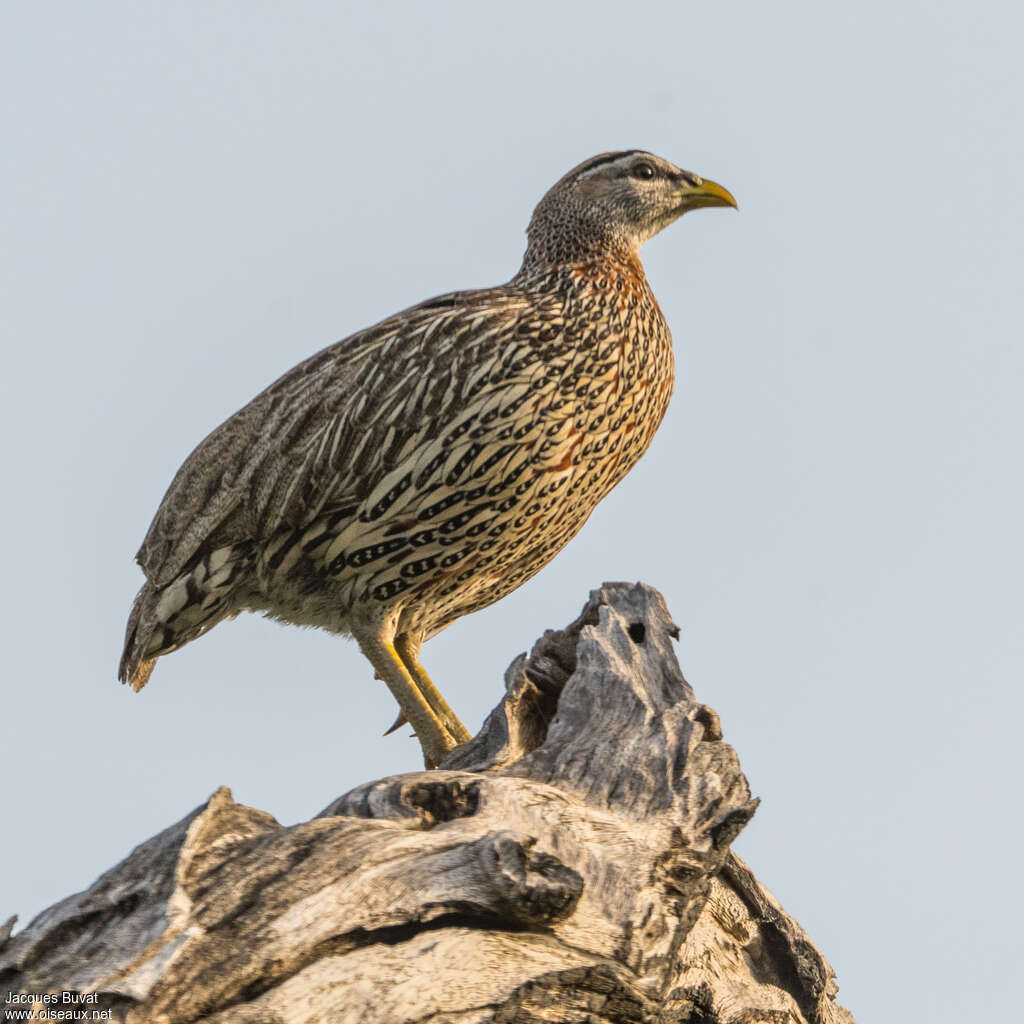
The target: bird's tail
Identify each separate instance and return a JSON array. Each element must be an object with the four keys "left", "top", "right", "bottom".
[
  {"left": 118, "top": 542, "right": 255, "bottom": 691},
  {"left": 118, "top": 583, "right": 161, "bottom": 692}
]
